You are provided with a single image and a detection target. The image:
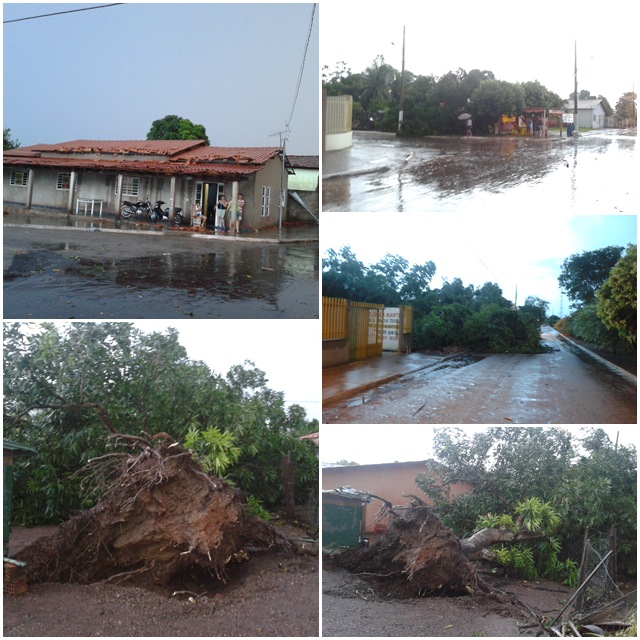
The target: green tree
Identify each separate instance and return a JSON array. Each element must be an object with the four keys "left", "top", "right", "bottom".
[
  {"left": 520, "top": 80, "right": 563, "bottom": 109},
  {"left": 359, "top": 55, "right": 395, "bottom": 112},
  {"left": 3, "top": 323, "right": 317, "bottom": 523},
  {"left": 3, "top": 128, "right": 20, "bottom": 150},
  {"left": 470, "top": 80, "right": 525, "bottom": 129},
  {"left": 558, "top": 245, "right": 624, "bottom": 307},
  {"left": 416, "top": 427, "right": 636, "bottom": 575},
  {"left": 147, "top": 114, "right": 210, "bottom": 145},
  {"left": 519, "top": 296, "right": 549, "bottom": 326},
  {"left": 597, "top": 244, "right": 637, "bottom": 345}
]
